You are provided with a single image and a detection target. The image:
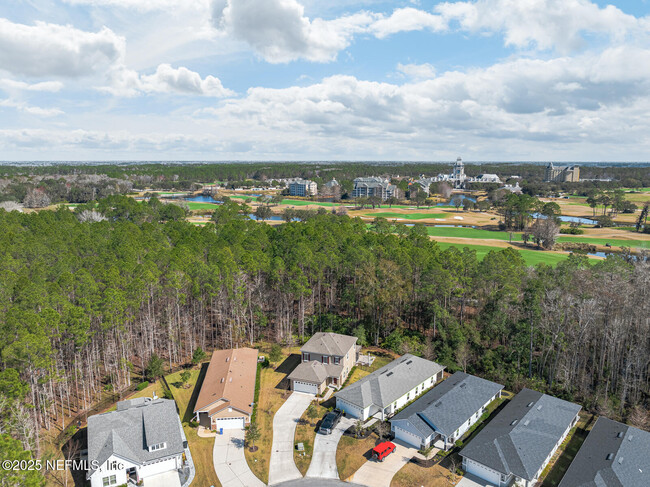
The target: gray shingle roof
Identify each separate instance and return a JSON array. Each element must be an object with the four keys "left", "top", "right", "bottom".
[
  {"left": 391, "top": 372, "right": 503, "bottom": 438},
  {"left": 87, "top": 398, "right": 184, "bottom": 479},
  {"left": 460, "top": 388, "right": 581, "bottom": 481},
  {"left": 300, "top": 332, "right": 358, "bottom": 357},
  {"left": 334, "top": 354, "right": 444, "bottom": 409},
  {"left": 558, "top": 416, "right": 650, "bottom": 487},
  {"left": 287, "top": 360, "right": 328, "bottom": 384}
]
